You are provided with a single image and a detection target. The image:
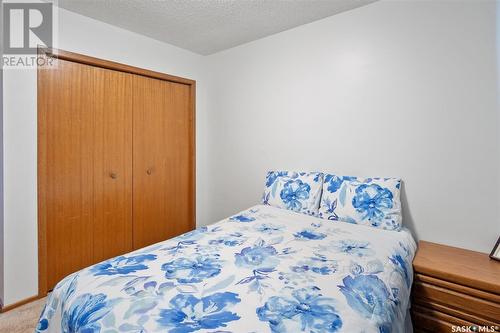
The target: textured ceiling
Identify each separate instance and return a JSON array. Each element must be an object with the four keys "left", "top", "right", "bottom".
[{"left": 56, "top": 0, "right": 377, "bottom": 55}]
